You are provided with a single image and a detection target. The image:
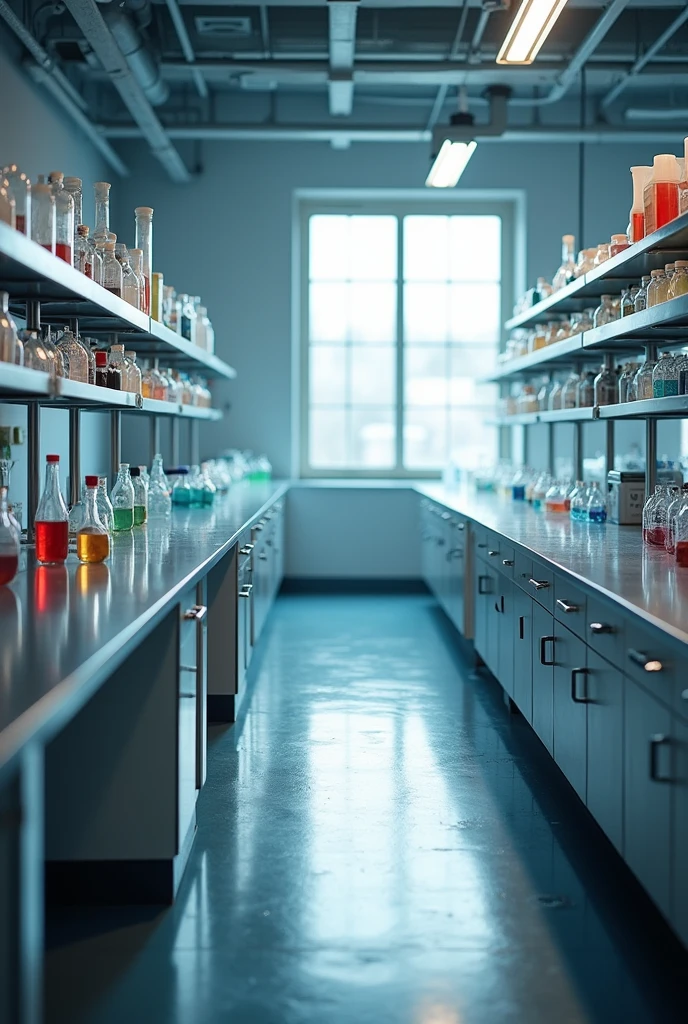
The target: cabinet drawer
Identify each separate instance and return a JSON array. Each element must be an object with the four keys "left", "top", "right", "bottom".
[
  {"left": 525, "top": 562, "right": 554, "bottom": 611},
  {"left": 473, "top": 524, "right": 489, "bottom": 556},
  {"left": 514, "top": 550, "right": 532, "bottom": 592},
  {"left": 586, "top": 594, "right": 624, "bottom": 664},
  {"left": 497, "top": 542, "right": 515, "bottom": 579},
  {"left": 554, "top": 577, "right": 587, "bottom": 640},
  {"left": 624, "top": 623, "right": 677, "bottom": 708},
  {"left": 485, "top": 531, "right": 502, "bottom": 564}
]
